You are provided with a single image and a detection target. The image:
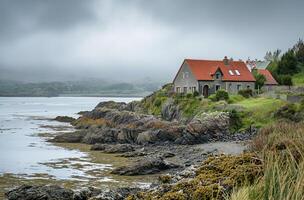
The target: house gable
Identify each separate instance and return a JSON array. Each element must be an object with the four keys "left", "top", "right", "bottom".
[{"left": 173, "top": 61, "right": 199, "bottom": 92}]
